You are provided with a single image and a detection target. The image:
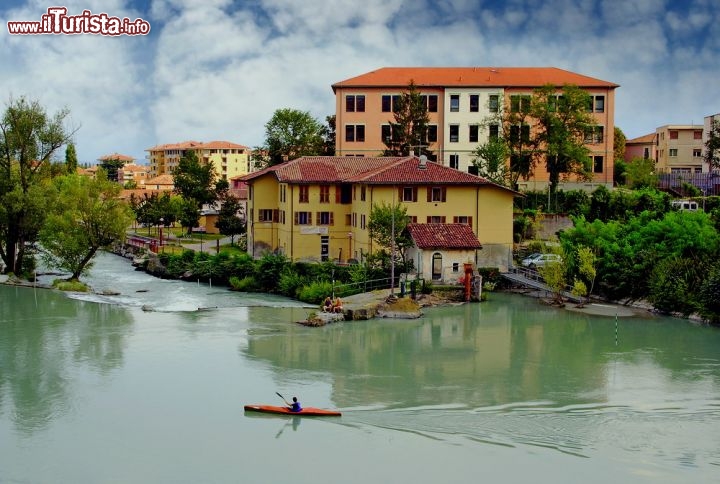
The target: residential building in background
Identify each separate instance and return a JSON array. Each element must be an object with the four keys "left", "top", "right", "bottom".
[
  {"left": 146, "top": 140, "right": 251, "bottom": 180},
  {"left": 117, "top": 163, "right": 150, "bottom": 186},
  {"left": 241, "top": 155, "right": 516, "bottom": 274},
  {"left": 704, "top": 113, "right": 720, "bottom": 171},
  {"left": 655, "top": 125, "right": 705, "bottom": 174},
  {"left": 624, "top": 133, "right": 657, "bottom": 162},
  {"left": 332, "top": 67, "right": 618, "bottom": 191}
]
